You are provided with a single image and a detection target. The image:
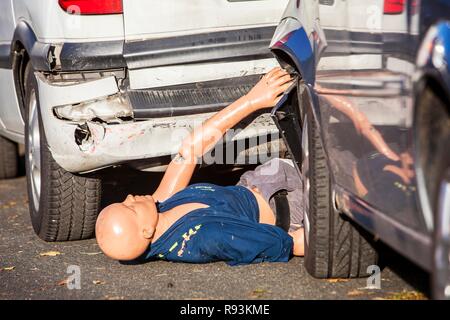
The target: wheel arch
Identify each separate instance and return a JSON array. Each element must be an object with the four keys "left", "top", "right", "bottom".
[
  {"left": 270, "top": 43, "right": 323, "bottom": 133},
  {"left": 10, "top": 21, "right": 55, "bottom": 122},
  {"left": 270, "top": 25, "right": 316, "bottom": 86},
  {"left": 271, "top": 46, "right": 335, "bottom": 189},
  {"left": 11, "top": 21, "right": 54, "bottom": 72}
]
